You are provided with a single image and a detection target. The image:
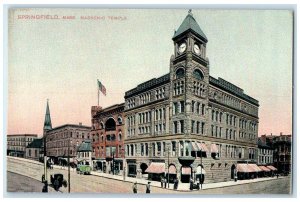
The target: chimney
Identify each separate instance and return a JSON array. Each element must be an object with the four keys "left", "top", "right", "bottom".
[
  {"left": 79, "top": 122, "right": 82, "bottom": 126},
  {"left": 280, "top": 132, "right": 283, "bottom": 136}
]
